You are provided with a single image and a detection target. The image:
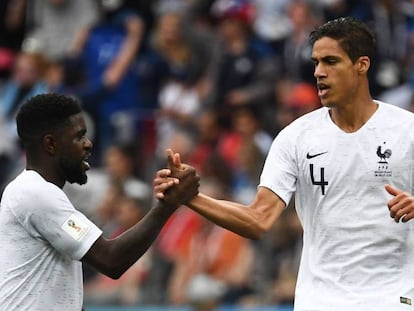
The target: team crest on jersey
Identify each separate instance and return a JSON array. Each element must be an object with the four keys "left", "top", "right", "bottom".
[{"left": 374, "top": 142, "right": 392, "bottom": 177}]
